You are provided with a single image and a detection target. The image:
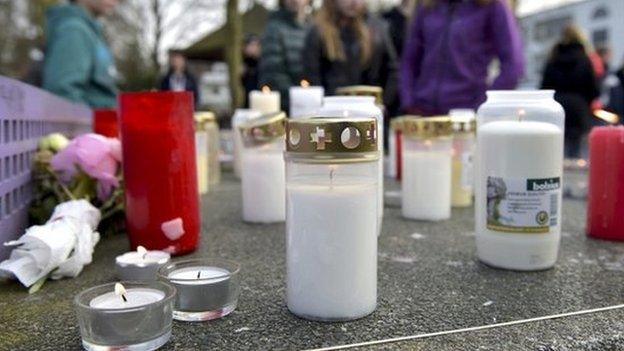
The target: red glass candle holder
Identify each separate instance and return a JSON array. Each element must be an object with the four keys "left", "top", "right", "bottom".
[
  {"left": 93, "top": 109, "right": 119, "bottom": 138},
  {"left": 118, "top": 91, "right": 200, "bottom": 255},
  {"left": 586, "top": 126, "right": 624, "bottom": 241}
]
